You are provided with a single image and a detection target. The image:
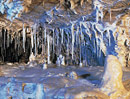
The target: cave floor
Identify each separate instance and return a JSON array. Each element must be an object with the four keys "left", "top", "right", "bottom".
[{"left": 0, "top": 63, "right": 130, "bottom": 98}]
